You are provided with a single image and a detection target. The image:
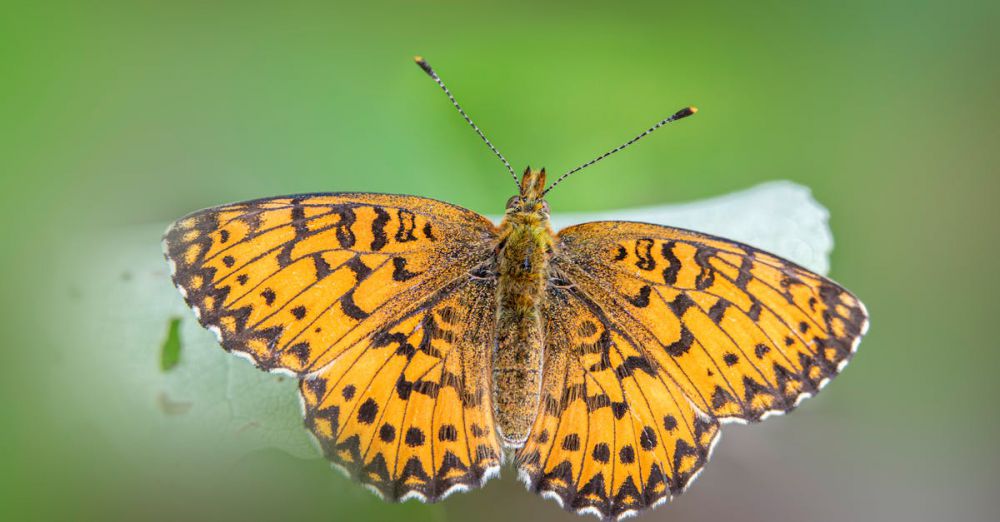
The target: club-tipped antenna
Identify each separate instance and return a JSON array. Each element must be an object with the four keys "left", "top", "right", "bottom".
[
  {"left": 414, "top": 56, "right": 519, "bottom": 187},
  {"left": 541, "top": 106, "right": 698, "bottom": 196}
]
